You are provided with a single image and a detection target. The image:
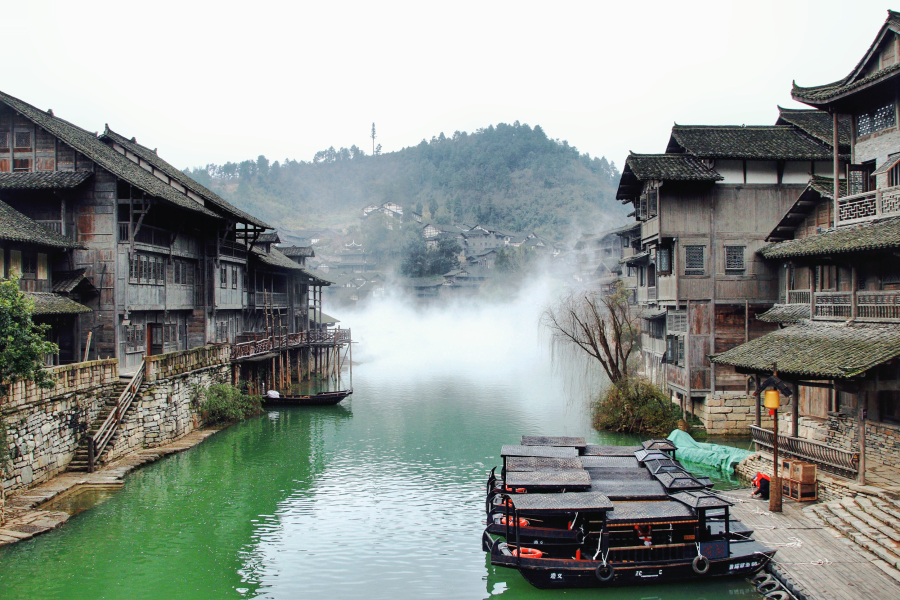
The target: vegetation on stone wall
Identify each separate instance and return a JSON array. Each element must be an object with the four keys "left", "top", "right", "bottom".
[
  {"left": 0, "top": 277, "right": 58, "bottom": 395},
  {"left": 197, "top": 384, "right": 262, "bottom": 424},
  {"left": 592, "top": 376, "right": 680, "bottom": 436}
]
